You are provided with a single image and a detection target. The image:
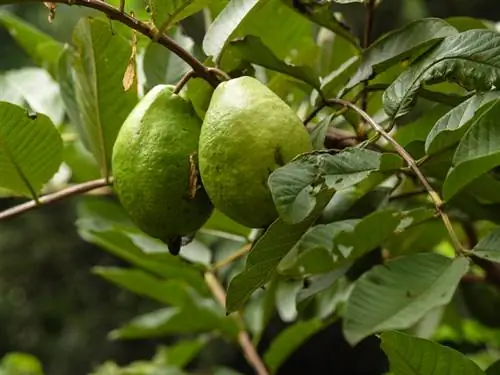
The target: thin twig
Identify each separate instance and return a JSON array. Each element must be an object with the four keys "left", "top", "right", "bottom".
[
  {"left": 17, "top": 0, "right": 219, "bottom": 87},
  {"left": 325, "top": 98, "right": 465, "bottom": 255},
  {"left": 360, "top": 0, "right": 377, "bottom": 112},
  {"left": 204, "top": 272, "right": 269, "bottom": 375},
  {"left": 173, "top": 70, "right": 198, "bottom": 94},
  {"left": 210, "top": 243, "right": 252, "bottom": 271},
  {"left": 0, "top": 178, "right": 110, "bottom": 221}
]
